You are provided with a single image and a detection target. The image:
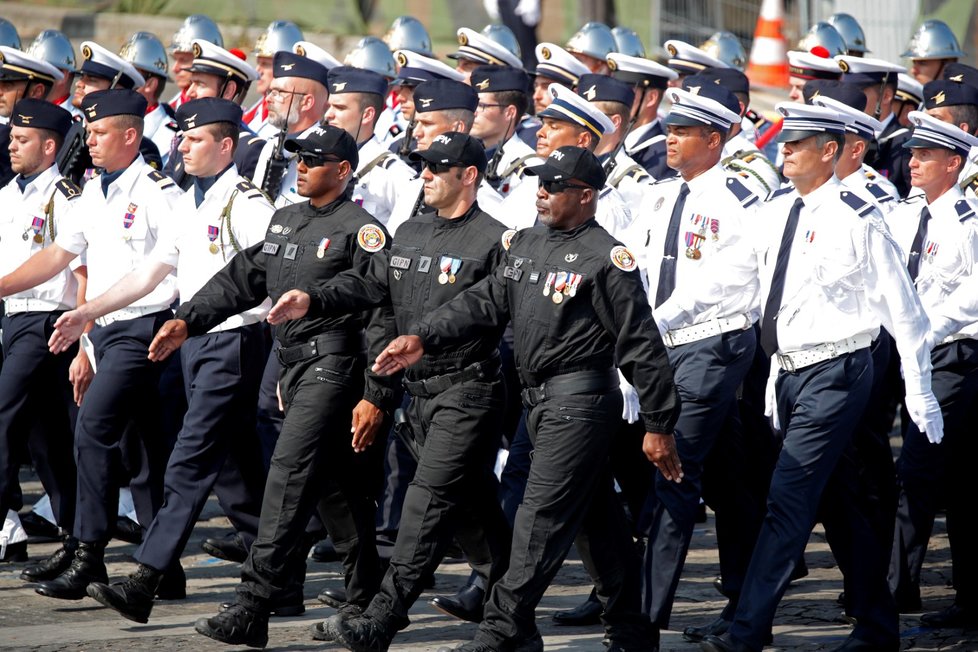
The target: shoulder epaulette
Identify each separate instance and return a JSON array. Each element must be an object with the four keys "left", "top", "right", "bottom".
[
  {"left": 598, "top": 186, "right": 613, "bottom": 199},
  {"left": 865, "top": 183, "right": 893, "bottom": 203},
  {"left": 840, "top": 190, "right": 875, "bottom": 217},
  {"left": 55, "top": 178, "right": 82, "bottom": 200},
  {"left": 954, "top": 199, "right": 976, "bottom": 222},
  {"left": 164, "top": 119, "right": 179, "bottom": 132},
  {"left": 725, "top": 176, "right": 760, "bottom": 208},
  {"left": 864, "top": 169, "right": 877, "bottom": 180},
  {"left": 247, "top": 136, "right": 264, "bottom": 146},
  {"left": 147, "top": 169, "right": 176, "bottom": 189},
  {"left": 236, "top": 178, "right": 266, "bottom": 200},
  {"left": 767, "top": 185, "right": 794, "bottom": 201}
]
